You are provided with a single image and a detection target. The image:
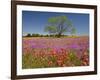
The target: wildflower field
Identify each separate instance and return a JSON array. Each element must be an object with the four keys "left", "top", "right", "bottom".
[{"left": 22, "top": 36, "right": 89, "bottom": 69}]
